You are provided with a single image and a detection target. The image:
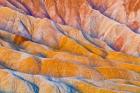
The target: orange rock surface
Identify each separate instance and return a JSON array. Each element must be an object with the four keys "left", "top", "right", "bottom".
[{"left": 0, "top": 0, "right": 140, "bottom": 93}]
